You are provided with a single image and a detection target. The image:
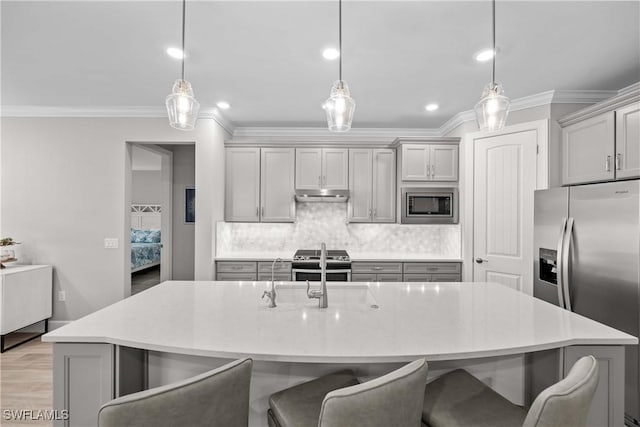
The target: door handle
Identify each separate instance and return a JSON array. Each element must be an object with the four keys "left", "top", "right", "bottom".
[
  {"left": 562, "top": 217, "right": 574, "bottom": 312},
  {"left": 261, "top": 207, "right": 265, "bottom": 217},
  {"left": 556, "top": 218, "right": 568, "bottom": 309},
  {"left": 616, "top": 153, "right": 622, "bottom": 170},
  {"left": 475, "top": 257, "right": 487, "bottom": 264},
  {"left": 318, "top": 176, "right": 322, "bottom": 186},
  {"left": 606, "top": 155, "right": 612, "bottom": 172},
  {"left": 426, "top": 164, "right": 430, "bottom": 178},
  {"left": 256, "top": 207, "right": 259, "bottom": 217},
  {"left": 432, "top": 164, "right": 435, "bottom": 178}
]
